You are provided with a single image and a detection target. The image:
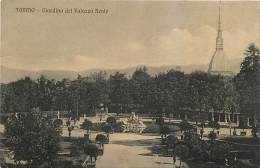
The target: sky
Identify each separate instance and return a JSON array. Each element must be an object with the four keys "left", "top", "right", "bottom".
[{"left": 1, "top": 0, "right": 260, "bottom": 71}]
